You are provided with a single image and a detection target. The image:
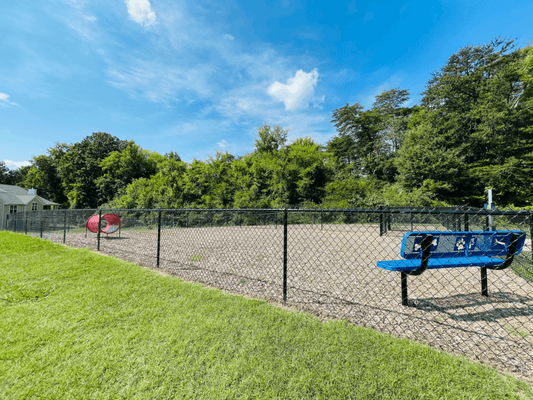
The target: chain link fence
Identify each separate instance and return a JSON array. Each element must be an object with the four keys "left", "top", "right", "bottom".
[{"left": 4, "top": 207, "right": 533, "bottom": 382}]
